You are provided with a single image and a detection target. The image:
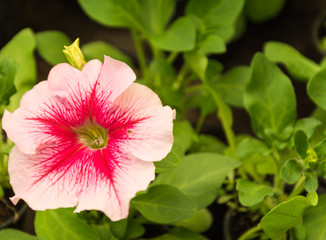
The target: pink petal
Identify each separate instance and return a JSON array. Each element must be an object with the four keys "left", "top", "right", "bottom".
[
  {"left": 101, "top": 83, "right": 175, "bottom": 162},
  {"left": 47, "top": 59, "right": 102, "bottom": 101},
  {"left": 2, "top": 81, "right": 71, "bottom": 154},
  {"left": 2, "top": 80, "right": 81, "bottom": 155},
  {"left": 96, "top": 56, "right": 136, "bottom": 102},
  {"left": 9, "top": 144, "right": 155, "bottom": 221}
]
